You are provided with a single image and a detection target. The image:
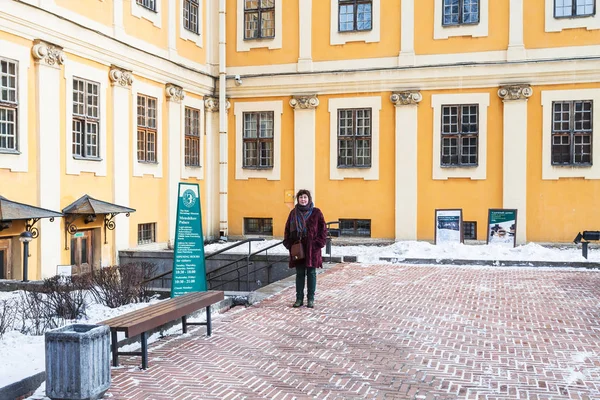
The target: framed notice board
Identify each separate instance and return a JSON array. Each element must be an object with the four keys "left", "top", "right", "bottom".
[
  {"left": 434, "top": 209, "right": 463, "bottom": 245},
  {"left": 487, "top": 209, "right": 517, "bottom": 247}
]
